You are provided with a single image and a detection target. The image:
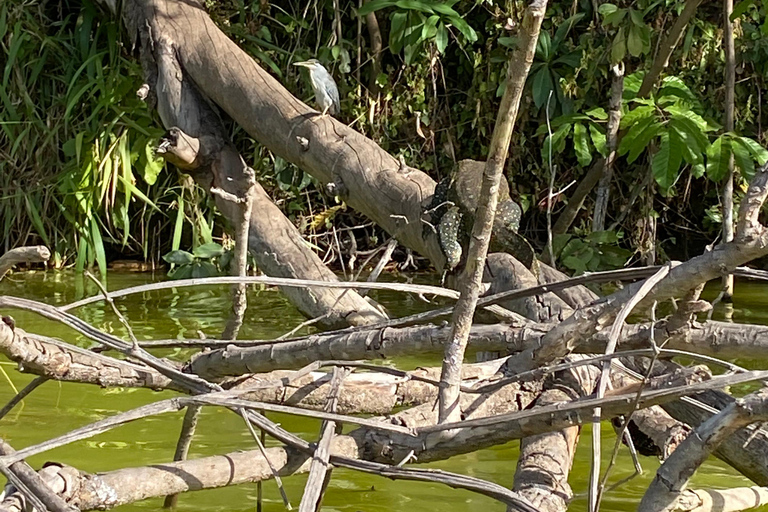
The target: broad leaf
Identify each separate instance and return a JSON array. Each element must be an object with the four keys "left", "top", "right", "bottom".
[
  {"left": 611, "top": 27, "right": 626, "bottom": 63},
  {"left": 573, "top": 122, "right": 592, "bottom": 166},
  {"left": 732, "top": 136, "right": 756, "bottom": 178},
  {"left": 436, "top": 23, "right": 448, "bottom": 53},
  {"left": 553, "top": 12, "right": 585, "bottom": 50},
  {"left": 395, "top": 0, "right": 436, "bottom": 14},
  {"left": 706, "top": 135, "right": 730, "bottom": 181},
  {"left": 658, "top": 76, "right": 698, "bottom": 104},
  {"left": 619, "top": 116, "right": 661, "bottom": 163},
  {"left": 449, "top": 15, "right": 477, "bottom": 42},
  {"left": 536, "top": 31, "right": 552, "bottom": 61},
  {"left": 586, "top": 107, "right": 608, "bottom": 120},
  {"left": 664, "top": 104, "right": 715, "bottom": 132},
  {"left": 627, "top": 24, "right": 644, "bottom": 57},
  {"left": 193, "top": 242, "right": 224, "bottom": 259},
  {"left": 652, "top": 131, "right": 683, "bottom": 192},
  {"left": 163, "top": 250, "right": 195, "bottom": 265},
  {"left": 357, "top": 0, "right": 397, "bottom": 16},
  {"left": 191, "top": 261, "right": 220, "bottom": 279},
  {"left": 542, "top": 123, "right": 573, "bottom": 160},
  {"left": 532, "top": 67, "right": 554, "bottom": 108},
  {"left": 668, "top": 115, "right": 710, "bottom": 157},
  {"left": 735, "top": 136, "right": 768, "bottom": 165},
  {"left": 389, "top": 12, "right": 408, "bottom": 54},
  {"left": 589, "top": 123, "right": 608, "bottom": 157},
  {"left": 620, "top": 104, "right": 654, "bottom": 128},
  {"left": 668, "top": 118, "right": 705, "bottom": 164}
]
